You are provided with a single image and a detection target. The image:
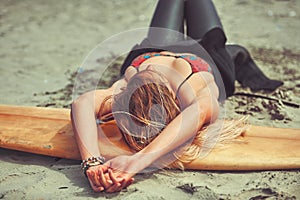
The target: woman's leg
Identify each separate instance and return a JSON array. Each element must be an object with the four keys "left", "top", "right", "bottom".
[
  {"left": 120, "top": 0, "right": 185, "bottom": 75},
  {"left": 185, "top": 0, "right": 225, "bottom": 45},
  {"left": 146, "top": 0, "right": 185, "bottom": 46},
  {"left": 226, "top": 45, "right": 283, "bottom": 91},
  {"left": 185, "top": 0, "right": 235, "bottom": 97},
  {"left": 184, "top": 0, "right": 283, "bottom": 96}
]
